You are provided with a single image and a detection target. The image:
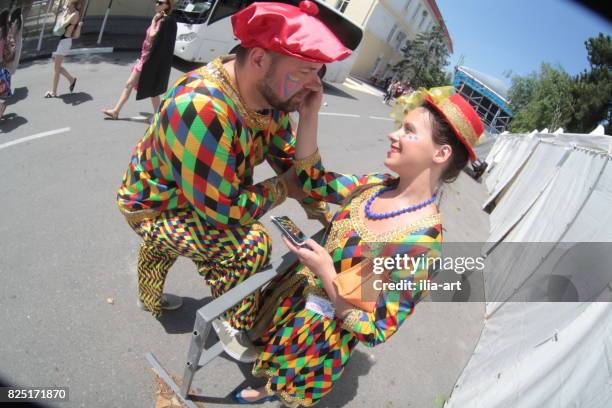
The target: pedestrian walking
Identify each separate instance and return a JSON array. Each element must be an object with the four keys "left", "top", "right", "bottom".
[
  {"left": 383, "top": 79, "right": 397, "bottom": 104},
  {"left": 5, "top": 8, "right": 22, "bottom": 77},
  {"left": 45, "top": 0, "right": 81, "bottom": 98},
  {"left": 0, "top": 9, "right": 13, "bottom": 118},
  {"left": 102, "top": 0, "right": 177, "bottom": 120}
]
